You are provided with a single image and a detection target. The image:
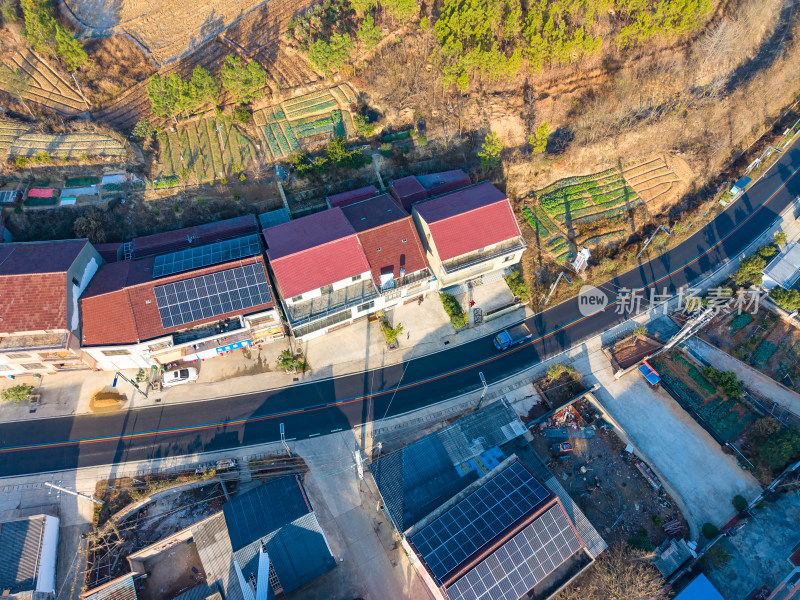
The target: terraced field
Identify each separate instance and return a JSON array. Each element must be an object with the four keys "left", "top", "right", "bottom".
[
  {"left": 0, "top": 121, "right": 32, "bottom": 153},
  {"left": 156, "top": 116, "right": 257, "bottom": 183},
  {"left": 622, "top": 155, "right": 684, "bottom": 209},
  {"left": 253, "top": 84, "right": 358, "bottom": 161},
  {"left": 9, "top": 132, "right": 127, "bottom": 158},
  {"left": 0, "top": 49, "right": 86, "bottom": 116}
]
